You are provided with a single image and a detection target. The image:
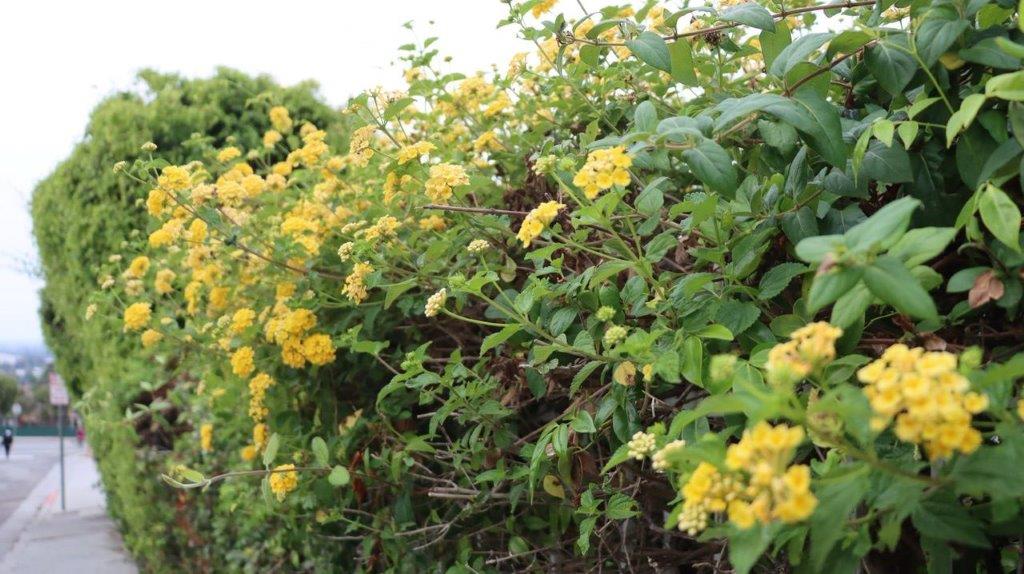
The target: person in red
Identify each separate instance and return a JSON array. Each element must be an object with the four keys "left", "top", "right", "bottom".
[{"left": 75, "top": 424, "right": 85, "bottom": 447}]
